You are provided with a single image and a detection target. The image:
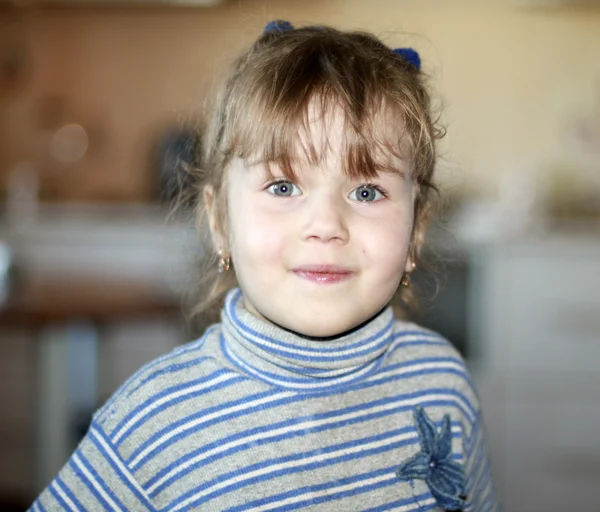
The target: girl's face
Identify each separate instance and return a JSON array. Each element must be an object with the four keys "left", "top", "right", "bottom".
[{"left": 220, "top": 108, "right": 417, "bottom": 337}]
